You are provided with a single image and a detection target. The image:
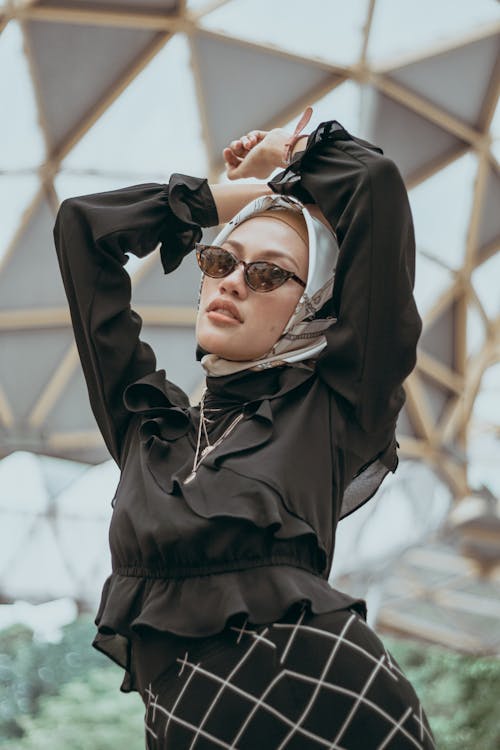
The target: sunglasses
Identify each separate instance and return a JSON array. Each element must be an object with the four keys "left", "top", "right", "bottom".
[{"left": 195, "top": 243, "right": 306, "bottom": 293}]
